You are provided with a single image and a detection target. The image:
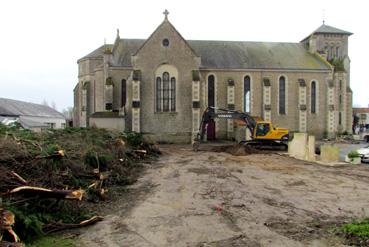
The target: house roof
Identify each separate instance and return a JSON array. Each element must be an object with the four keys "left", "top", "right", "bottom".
[
  {"left": 353, "top": 108, "right": 369, "bottom": 114},
  {"left": 0, "top": 98, "right": 65, "bottom": 119},
  {"left": 82, "top": 39, "right": 330, "bottom": 71}
]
